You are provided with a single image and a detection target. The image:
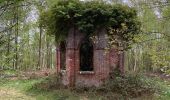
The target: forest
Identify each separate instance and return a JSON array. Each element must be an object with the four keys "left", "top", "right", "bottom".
[{"left": 0, "top": 0, "right": 170, "bottom": 100}]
